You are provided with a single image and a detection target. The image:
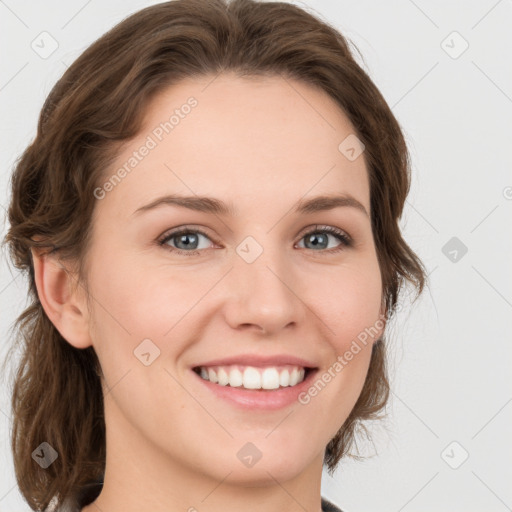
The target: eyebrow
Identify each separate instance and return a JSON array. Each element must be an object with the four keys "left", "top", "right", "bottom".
[{"left": 132, "top": 193, "right": 369, "bottom": 217}]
